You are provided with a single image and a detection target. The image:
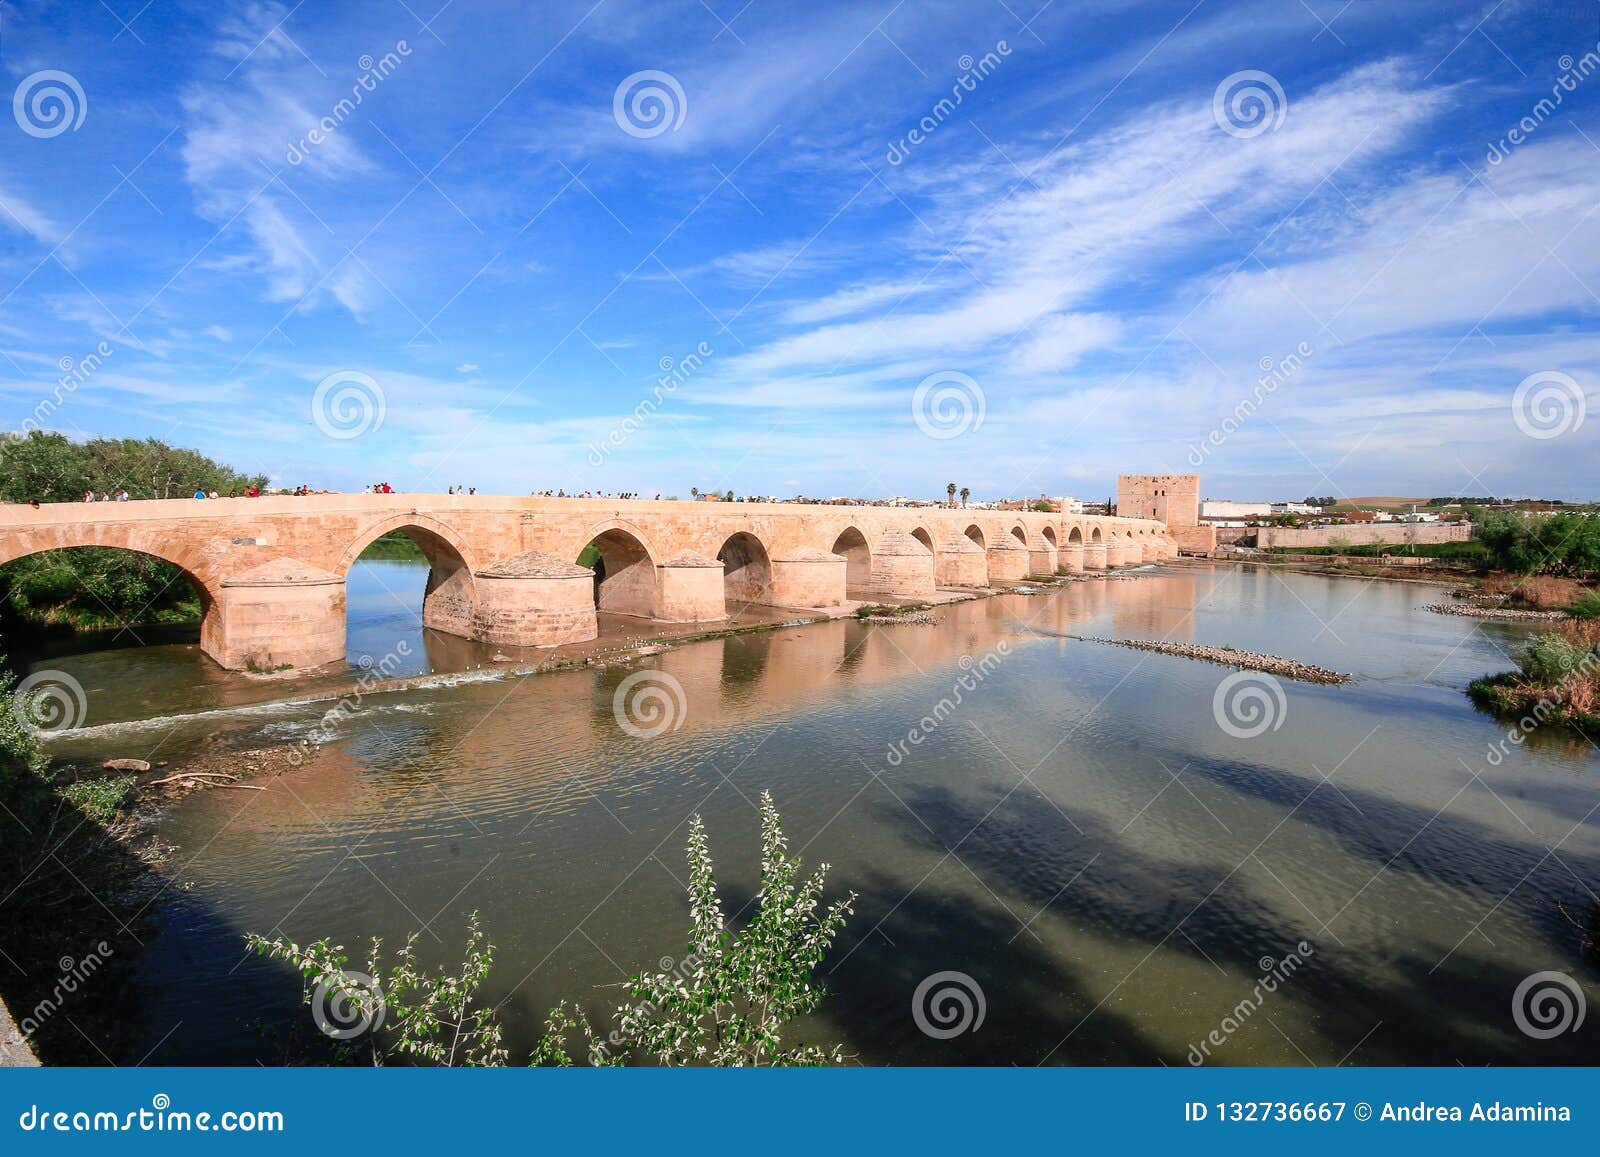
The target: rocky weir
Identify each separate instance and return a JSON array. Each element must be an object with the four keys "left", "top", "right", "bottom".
[{"left": 1062, "top": 636, "right": 1350, "bottom": 684}]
